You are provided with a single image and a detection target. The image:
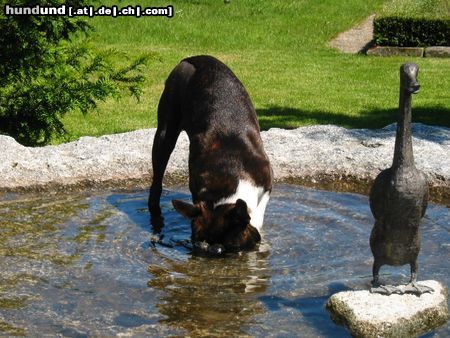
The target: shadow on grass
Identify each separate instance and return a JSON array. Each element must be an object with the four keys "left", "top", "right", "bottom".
[{"left": 256, "top": 105, "right": 450, "bottom": 131}]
